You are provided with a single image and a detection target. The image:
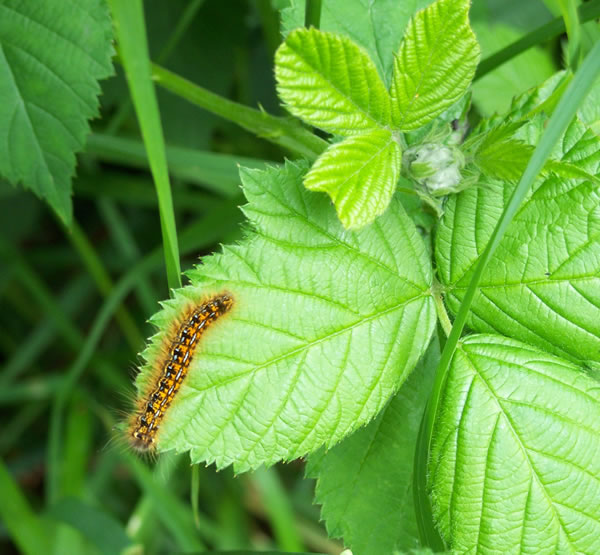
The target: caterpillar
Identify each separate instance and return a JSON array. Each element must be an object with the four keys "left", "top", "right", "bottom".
[{"left": 128, "top": 293, "right": 234, "bottom": 451}]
